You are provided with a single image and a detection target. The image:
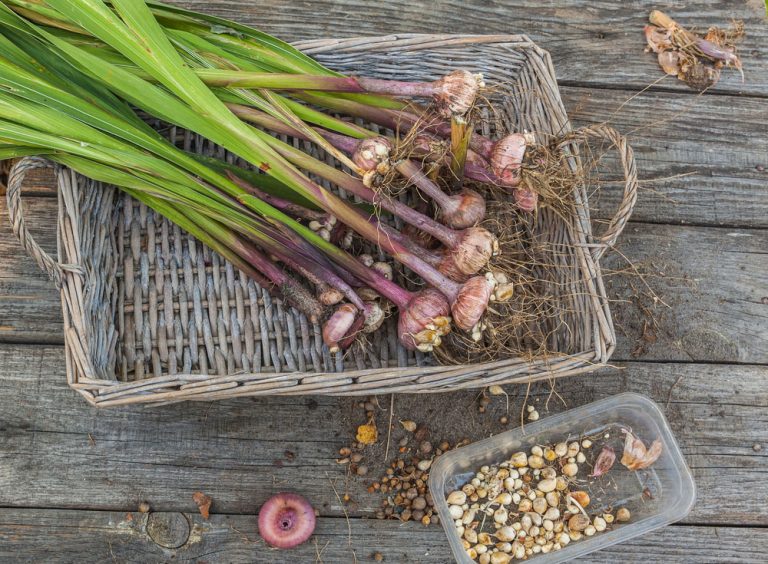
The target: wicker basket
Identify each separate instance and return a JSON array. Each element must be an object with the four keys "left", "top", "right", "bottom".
[{"left": 6, "top": 35, "right": 636, "bottom": 407}]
